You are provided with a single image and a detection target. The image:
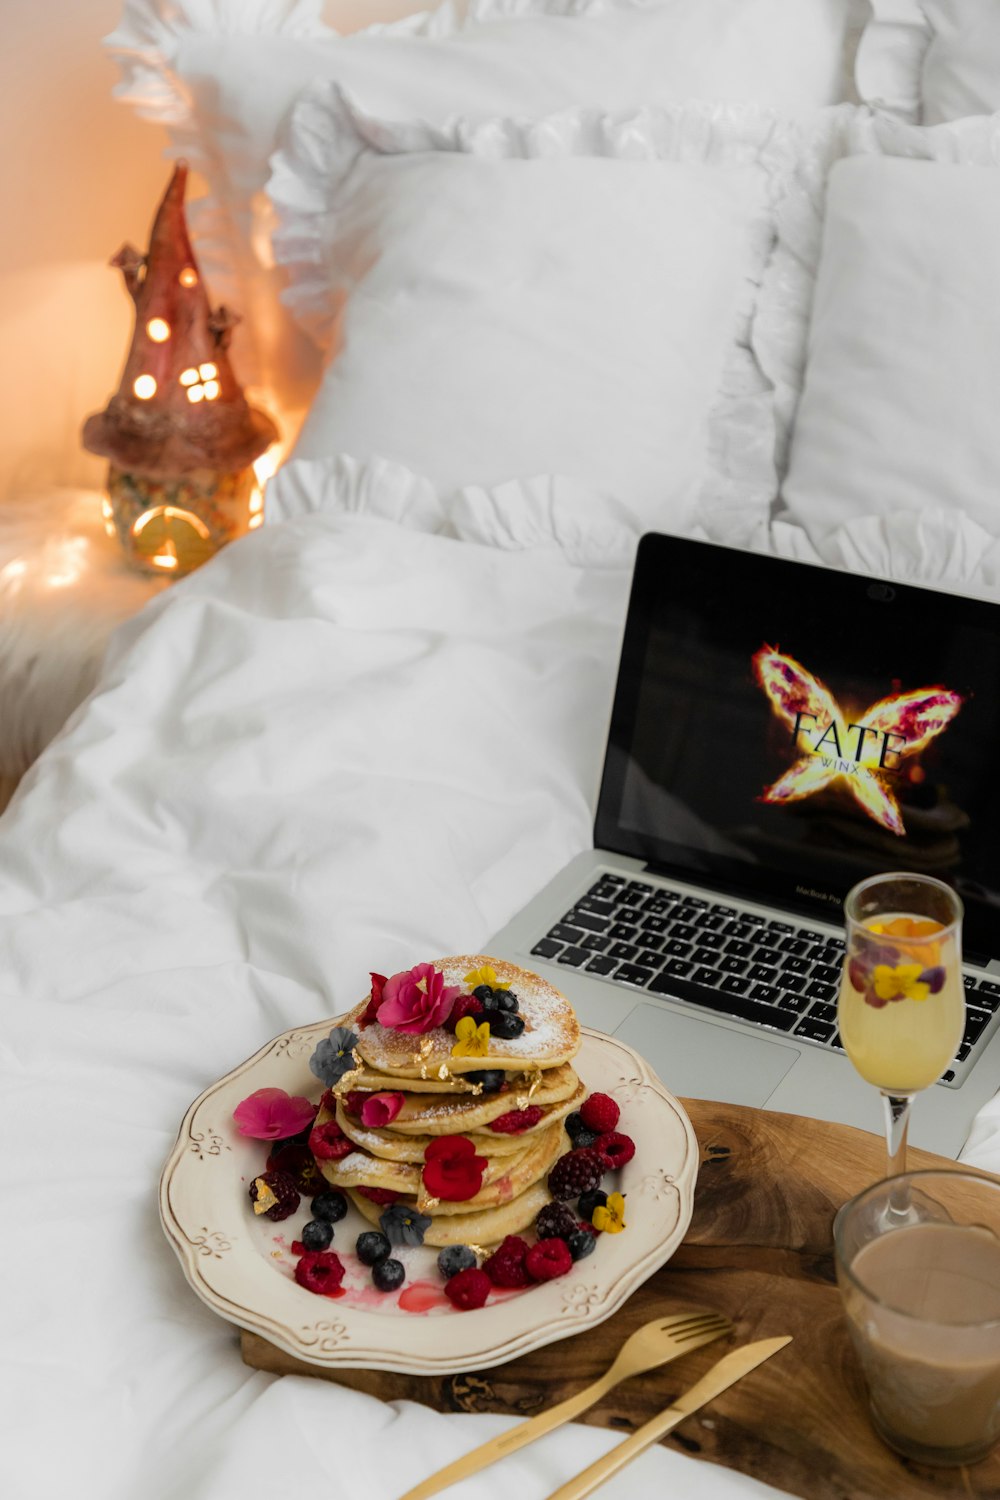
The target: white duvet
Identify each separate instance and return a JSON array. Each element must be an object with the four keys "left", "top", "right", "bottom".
[{"left": 2, "top": 512, "right": 998, "bottom": 1500}]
